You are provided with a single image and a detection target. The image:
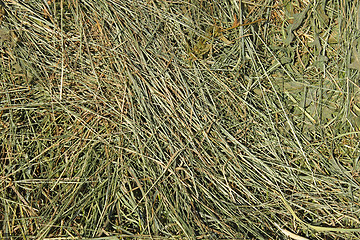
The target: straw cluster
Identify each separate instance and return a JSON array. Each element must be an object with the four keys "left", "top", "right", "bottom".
[{"left": 1, "top": 0, "right": 360, "bottom": 239}]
